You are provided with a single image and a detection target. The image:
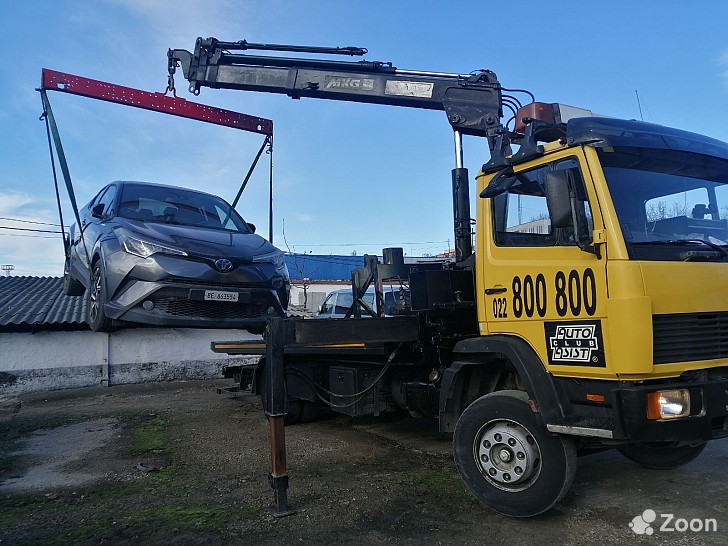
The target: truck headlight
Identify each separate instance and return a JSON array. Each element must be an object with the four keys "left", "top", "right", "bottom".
[
  {"left": 646, "top": 389, "right": 690, "bottom": 420},
  {"left": 115, "top": 228, "right": 188, "bottom": 258}
]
